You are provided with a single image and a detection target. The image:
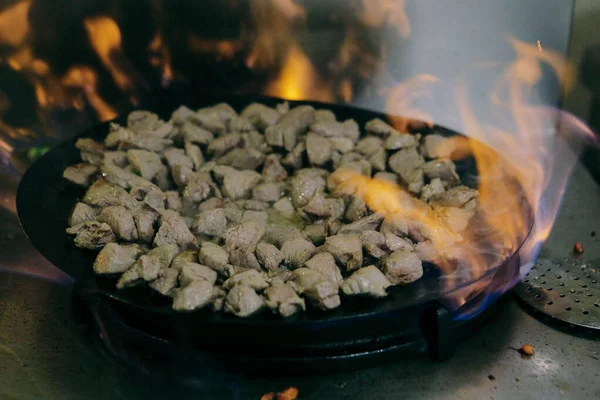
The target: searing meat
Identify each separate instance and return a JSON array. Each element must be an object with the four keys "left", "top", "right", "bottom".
[
  {"left": 93, "top": 243, "right": 143, "bottom": 274},
  {"left": 65, "top": 101, "right": 480, "bottom": 318},
  {"left": 63, "top": 163, "right": 98, "bottom": 187},
  {"left": 224, "top": 284, "right": 265, "bottom": 317},
  {"left": 66, "top": 221, "right": 115, "bottom": 250},
  {"left": 264, "top": 283, "right": 306, "bottom": 317},
  {"left": 340, "top": 265, "right": 391, "bottom": 298}
]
